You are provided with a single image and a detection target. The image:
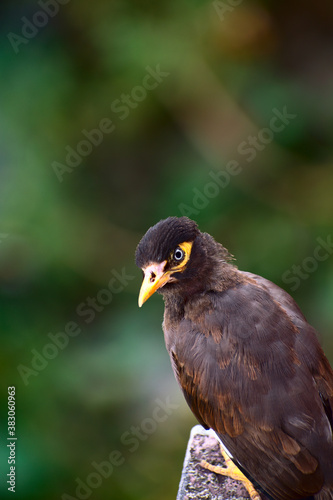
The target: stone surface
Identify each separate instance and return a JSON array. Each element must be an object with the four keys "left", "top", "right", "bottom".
[{"left": 177, "top": 425, "right": 251, "bottom": 500}]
